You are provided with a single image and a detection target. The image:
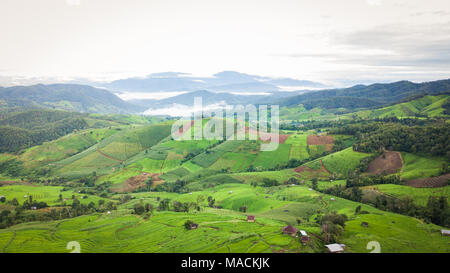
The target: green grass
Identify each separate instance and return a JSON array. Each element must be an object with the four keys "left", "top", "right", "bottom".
[
  {"left": 348, "top": 95, "right": 449, "bottom": 119},
  {"left": 400, "top": 152, "right": 447, "bottom": 180},
  {"left": 191, "top": 141, "right": 242, "bottom": 168},
  {"left": 18, "top": 128, "right": 118, "bottom": 170},
  {"left": 306, "top": 147, "right": 371, "bottom": 176},
  {"left": 0, "top": 182, "right": 449, "bottom": 253},
  {"left": 0, "top": 185, "right": 111, "bottom": 206},
  {"left": 364, "top": 184, "right": 450, "bottom": 206},
  {"left": 307, "top": 145, "right": 326, "bottom": 157},
  {"left": 252, "top": 144, "right": 291, "bottom": 169},
  {"left": 285, "top": 134, "right": 309, "bottom": 160},
  {"left": 0, "top": 209, "right": 307, "bottom": 253}
]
